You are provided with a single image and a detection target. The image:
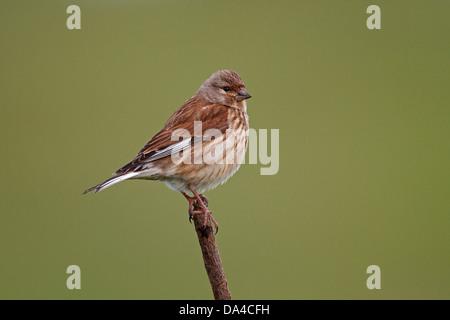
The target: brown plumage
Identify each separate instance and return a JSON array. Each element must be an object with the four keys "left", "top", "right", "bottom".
[{"left": 83, "top": 70, "right": 252, "bottom": 230}]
